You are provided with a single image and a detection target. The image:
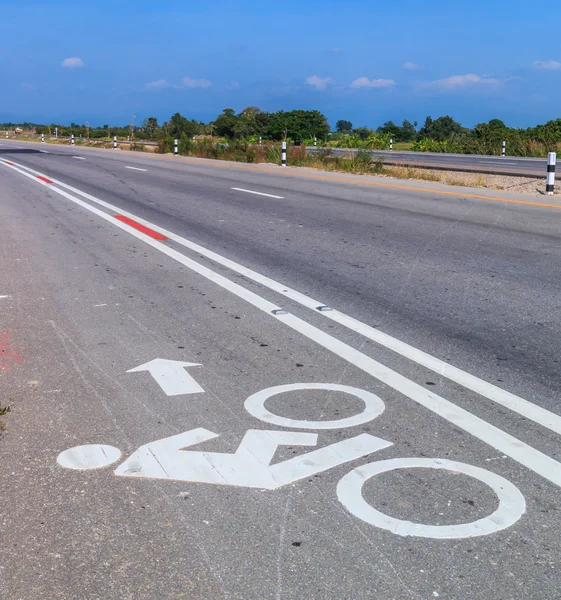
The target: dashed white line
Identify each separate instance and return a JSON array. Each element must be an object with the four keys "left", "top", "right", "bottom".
[
  {"left": 39, "top": 150, "right": 49, "bottom": 153},
  {"left": 231, "top": 187, "right": 284, "bottom": 199},
  {"left": 125, "top": 166, "right": 148, "bottom": 172},
  {"left": 73, "top": 156, "right": 85, "bottom": 160}
]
